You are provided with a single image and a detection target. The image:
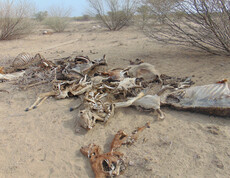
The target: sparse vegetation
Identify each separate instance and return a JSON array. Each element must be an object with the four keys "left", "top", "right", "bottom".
[
  {"left": 87, "top": 0, "right": 140, "bottom": 31},
  {"left": 34, "top": 11, "right": 48, "bottom": 22},
  {"left": 0, "top": 0, "right": 35, "bottom": 40},
  {"left": 143, "top": 0, "right": 230, "bottom": 55},
  {"left": 73, "top": 15, "right": 91, "bottom": 21},
  {"left": 44, "top": 5, "right": 72, "bottom": 33}
]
